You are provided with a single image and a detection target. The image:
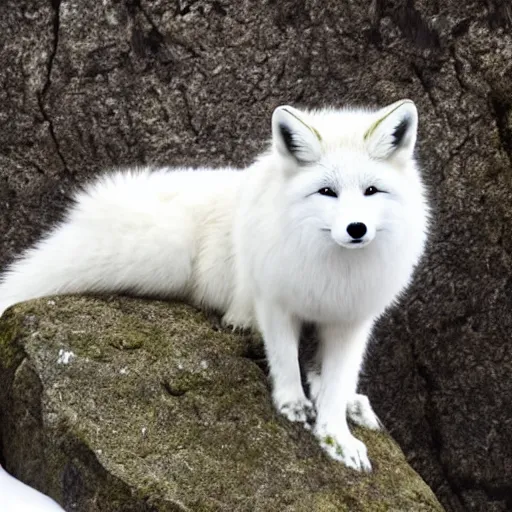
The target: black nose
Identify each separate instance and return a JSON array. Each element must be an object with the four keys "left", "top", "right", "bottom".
[{"left": 347, "top": 222, "right": 367, "bottom": 239}]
